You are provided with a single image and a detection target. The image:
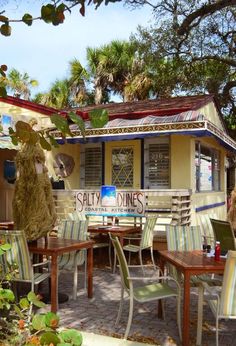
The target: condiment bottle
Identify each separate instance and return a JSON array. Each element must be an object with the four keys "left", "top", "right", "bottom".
[{"left": 214, "top": 241, "right": 221, "bottom": 261}]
